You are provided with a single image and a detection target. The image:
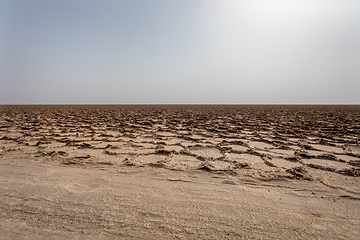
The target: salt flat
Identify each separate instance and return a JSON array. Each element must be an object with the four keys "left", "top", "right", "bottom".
[{"left": 0, "top": 105, "right": 359, "bottom": 239}]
